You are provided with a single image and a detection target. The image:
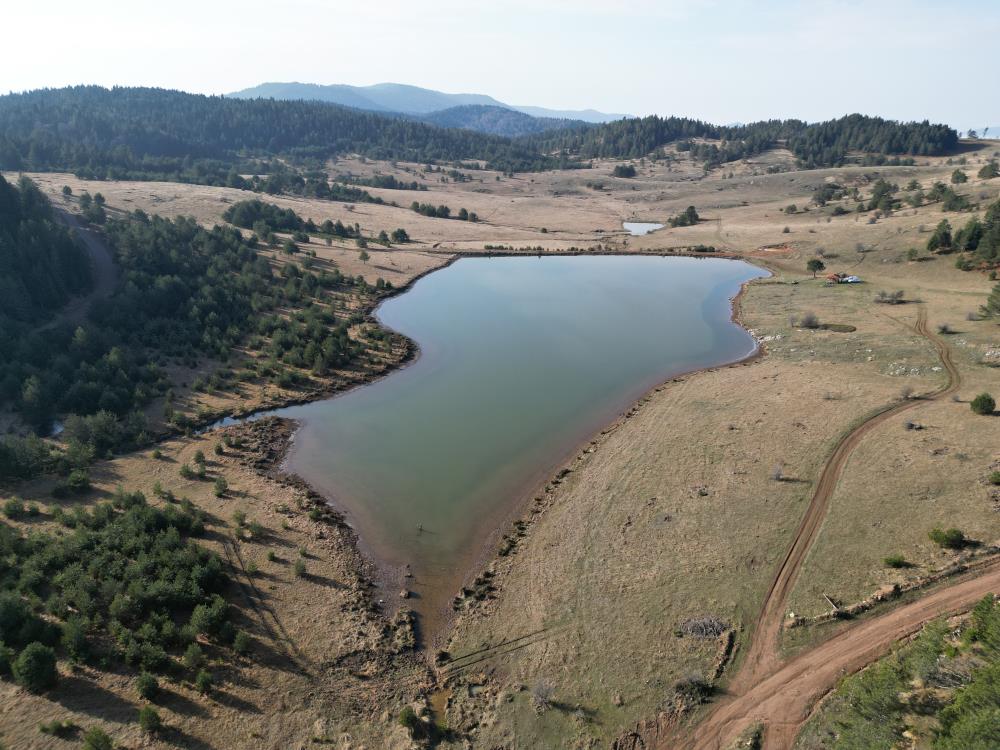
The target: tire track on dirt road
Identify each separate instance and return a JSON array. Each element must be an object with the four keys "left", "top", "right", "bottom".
[{"left": 673, "top": 304, "right": 968, "bottom": 749}]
